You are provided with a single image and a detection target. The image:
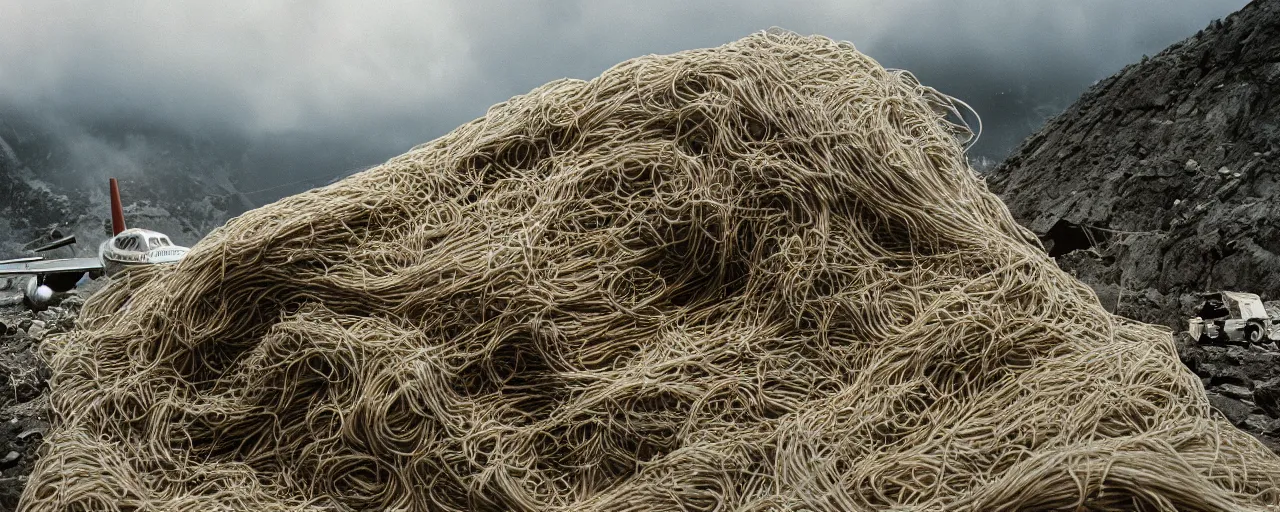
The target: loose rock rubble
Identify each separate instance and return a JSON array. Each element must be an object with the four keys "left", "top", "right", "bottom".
[
  {"left": 0, "top": 279, "right": 97, "bottom": 510},
  {"left": 1176, "top": 334, "right": 1280, "bottom": 452}
]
